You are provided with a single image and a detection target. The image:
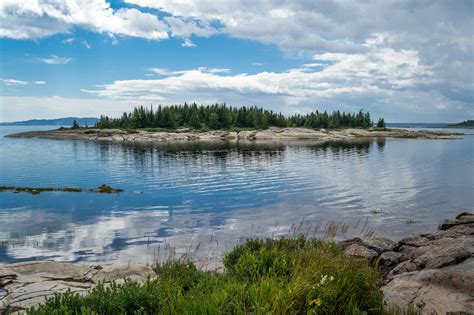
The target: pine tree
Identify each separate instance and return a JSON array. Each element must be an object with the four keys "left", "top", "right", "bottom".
[
  {"left": 376, "top": 118, "right": 386, "bottom": 128},
  {"left": 72, "top": 120, "right": 80, "bottom": 129}
]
